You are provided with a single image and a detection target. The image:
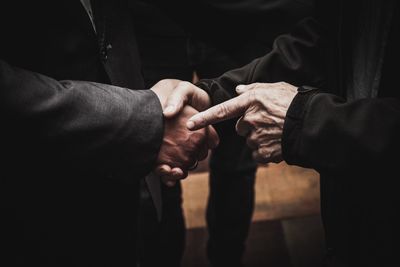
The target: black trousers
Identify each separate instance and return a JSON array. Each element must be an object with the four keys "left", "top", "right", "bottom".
[{"left": 135, "top": 10, "right": 265, "bottom": 265}]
